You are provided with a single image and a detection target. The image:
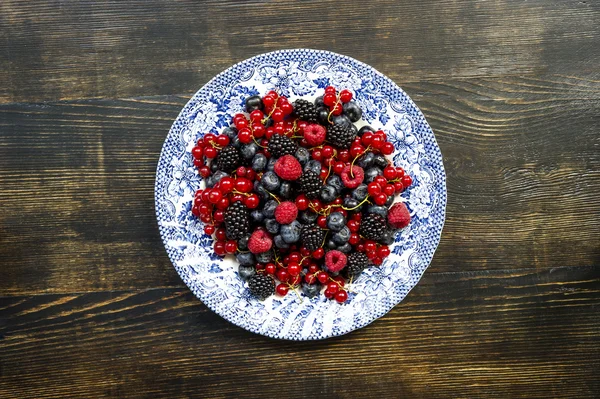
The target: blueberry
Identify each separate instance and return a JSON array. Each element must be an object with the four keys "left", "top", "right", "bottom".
[
  {"left": 357, "top": 152, "right": 375, "bottom": 169},
  {"left": 304, "top": 160, "right": 322, "bottom": 175},
  {"left": 343, "top": 101, "right": 363, "bottom": 122},
  {"left": 261, "top": 171, "right": 281, "bottom": 191},
  {"left": 252, "top": 153, "right": 267, "bottom": 172},
  {"left": 332, "top": 226, "right": 351, "bottom": 245},
  {"left": 210, "top": 161, "right": 219, "bottom": 173},
  {"left": 380, "top": 228, "right": 399, "bottom": 245},
  {"left": 326, "top": 239, "right": 337, "bottom": 249},
  {"left": 349, "top": 123, "right": 358, "bottom": 135},
  {"left": 240, "top": 143, "right": 258, "bottom": 160},
  {"left": 327, "top": 212, "right": 346, "bottom": 232},
  {"left": 232, "top": 136, "right": 242, "bottom": 149},
  {"left": 319, "top": 185, "right": 337, "bottom": 203},
  {"left": 245, "top": 95, "right": 264, "bottom": 112},
  {"left": 265, "top": 218, "right": 280, "bottom": 234},
  {"left": 343, "top": 197, "right": 360, "bottom": 210},
  {"left": 302, "top": 283, "right": 321, "bottom": 298},
  {"left": 279, "top": 181, "right": 293, "bottom": 199},
  {"left": 222, "top": 126, "right": 238, "bottom": 140},
  {"left": 326, "top": 175, "right": 344, "bottom": 194},
  {"left": 280, "top": 220, "right": 301, "bottom": 243},
  {"left": 373, "top": 154, "right": 388, "bottom": 169},
  {"left": 365, "top": 167, "right": 383, "bottom": 183},
  {"left": 358, "top": 125, "right": 375, "bottom": 137},
  {"left": 207, "top": 171, "right": 227, "bottom": 188},
  {"left": 255, "top": 251, "right": 273, "bottom": 263},
  {"left": 238, "top": 265, "right": 256, "bottom": 281},
  {"left": 237, "top": 234, "right": 250, "bottom": 251},
  {"left": 314, "top": 95, "right": 325, "bottom": 108},
  {"left": 236, "top": 252, "right": 255, "bottom": 266},
  {"left": 352, "top": 184, "right": 369, "bottom": 201},
  {"left": 337, "top": 243, "right": 352, "bottom": 254},
  {"left": 385, "top": 194, "right": 394, "bottom": 207},
  {"left": 254, "top": 181, "right": 270, "bottom": 200},
  {"left": 332, "top": 114, "right": 352, "bottom": 129},
  {"left": 266, "top": 157, "right": 277, "bottom": 171},
  {"left": 316, "top": 107, "right": 330, "bottom": 125},
  {"left": 274, "top": 234, "right": 290, "bottom": 249},
  {"left": 263, "top": 200, "right": 278, "bottom": 218},
  {"left": 299, "top": 210, "right": 318, "bottom": 224},
  {"left": 295, "top": 147, "right": 310, "bottom": 165},
  {"left": 368, "top": 205, "right": 388, "bottom": 219}
]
